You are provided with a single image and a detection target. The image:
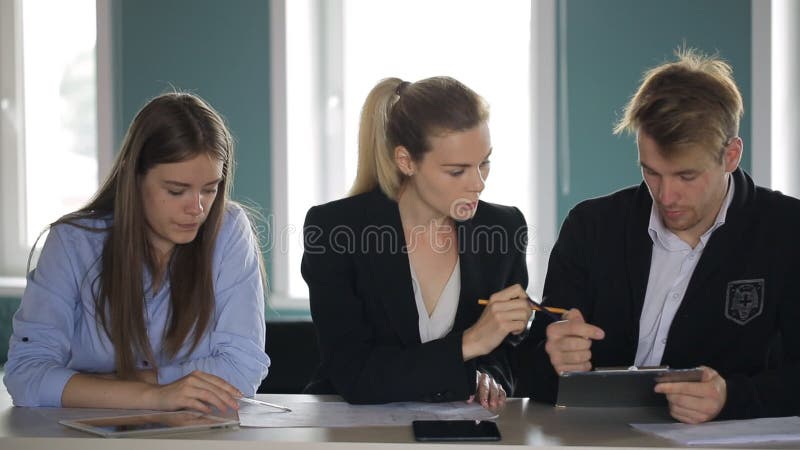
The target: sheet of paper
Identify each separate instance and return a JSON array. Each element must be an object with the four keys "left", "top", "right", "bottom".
[
  {"left": 631, "top": 416, "right": 800, "bottom": 445},
  {"left": 239, "top": 400, "right": 496, "bottom": 428}
]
